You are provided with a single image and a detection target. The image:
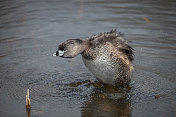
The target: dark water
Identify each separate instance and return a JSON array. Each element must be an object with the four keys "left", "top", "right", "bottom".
[{"left": 0, "top": 0, "right": 176, "bottom": 117}]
